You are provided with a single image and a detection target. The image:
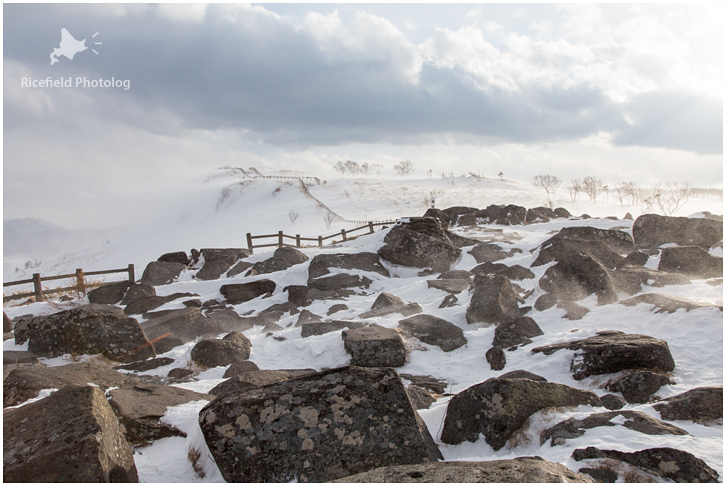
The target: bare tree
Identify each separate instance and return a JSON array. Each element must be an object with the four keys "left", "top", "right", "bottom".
[
  {"left": 612, "top": 182, "right": 629, "bottom": 208},
  {"left": 393, "top": 160, "right": 414, "bottom": 177},
  {"left": 567, "top": 178, "right": 582, "bottom": 201},
  {"left": 333, "top": 161, "right": 346, "bottom": 176},
  {"left": 532, "top": 175, "right": 562, "bottom": 200},
  {"left": 344, "top": 160, "right": 360, "bottom": 176},
  {"left": 360, "top": 162, "right": 370, "bottom": 176},
  {"left": 652, "top": 182, "right": 693, "bottom": 215},
  {"left": 582, "top": 176, "right": 603, "bottom": 202},
  {"left": 322, "top": 210, "right": 339, "bottom": 229},
  {"left": 370, "top": 163, "right": 383, "bottom": 176},
  {"left": 288, "top": 209, "right": 300, "bottom": 224}
]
